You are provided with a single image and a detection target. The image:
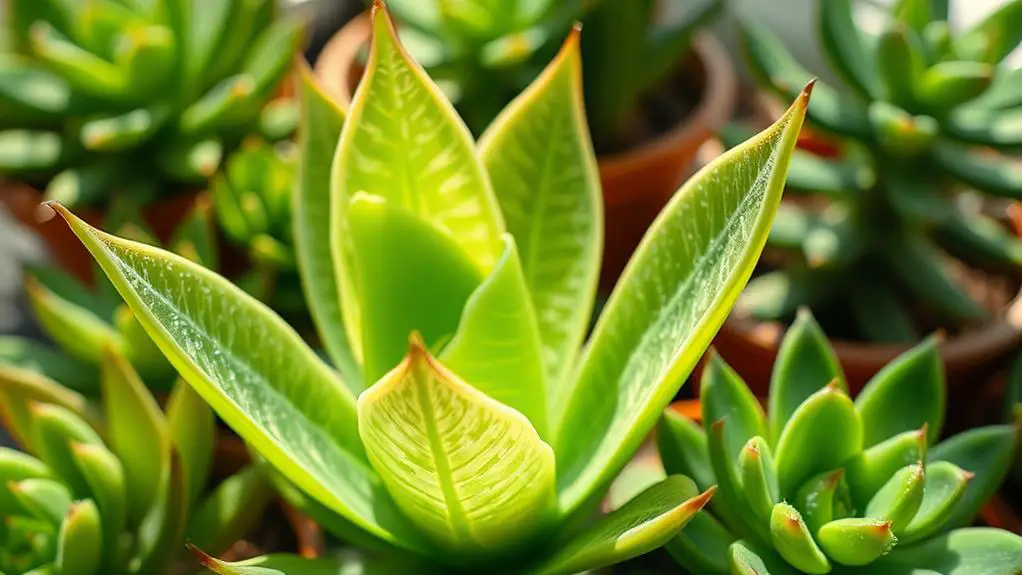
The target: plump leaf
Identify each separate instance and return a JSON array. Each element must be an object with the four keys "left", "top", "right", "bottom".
[
  {"left": 657, "top": 409, "right": 716, "bottom": 492},
  {"left": 871, "top": 528, "right": 1022, "bottom": 574},
  {"left": 932, "top": 140, "right": 1022, "bottom": 199},
  {"left": 729, "top": 539, "right": 801, "bottom": 575},
  {"left": 855, "top": 336, "right": 944, "bottom": 447},
  {"left": 846, "top": 427, "right": 928, "bottom": 508},
  {"left": 816, "top": 517, "right": 896, "bottom": 567},
  {"left": 767, "top": 309, "right": 845, "bottom": 444},
  {"left": 477, "top": 27, "right": 601, "bottom": 396},
  {"left": 553, "top": 84, "right": 812, "bottom": 514},
  {"left": 357, "top": 336, "right": 556, "bottom": 553},
  {"left": 0, "top": 336, "right": 98, "bottom": 393},
  {"left": 700, "top": 352, "right": 765, "bottom": 463},
  {"left": 331, "top": 3, "right": 505, "bottom": 355},
  {"left": 189, "top": 545, "right": 357, "bottom": 575},
  {"left": 875, "top": 23, "right": 925, "bottom": 108},
  {"left": 664, "top": 509, "right": 735, "bottom": 575},
  {"left": 69, "top": 442, "right": 125, "bottom": 572},
  {"left": 928, "top": 425, "right": 1019, "bottom": 530},
  {"left": 166, "top": 378, "right": 215, "bottom": 505},
  {"left": 785, "top": 148, "right": 875, "bottom": 196},
  {"left": 955, "top": 0, "right": 1022, "bottom": 64},
  {"left": 818, "top": 0, "right": 879, "bottom": 98},
  {"left": 292, "top": 58, "right": 361, "bottom": 388},
  {"left": 25, "top": 273, "right": 122, "bottom": 366},
  {"left": 794, "top": 469, "right": 851, "bottom": 534},
  {"left": 55, "top": 499, "right": 102, "bottom": 575},
  {"left": 49, "top": 204, "right": 427, "bottom": 551},
  {"left": 708, "top": 418, "right": 768, "bottom": 542},
  {"left": 10, "top": 477, "right": 73, "bottom": 525},
  {"left": 536, "top": 476, "right": 714, "bottom": 575},
  {"left": 739, "top": 436, "right": 779, "bottom": 523},
  {"left": 769, "top": 502, "right": 830, "bottom": 574},
  {"left": 30, "top": 403, "right": 103, "bottom": 499},
  {"left": 900, "top": 461, "right": 971, "bottom": 544},
  {"left": 774, "top": 384, "right": 862, "bottom": 496},
  {"left": 865, "top": 463, "right": 925, "bottom": 532},
  {"left": 187, "top": 466, "right": 274, "bottom": 556},
  {"left": 945, "top": 107, "right": 1022, "bottom": 150},
  {"left": 0, "top": 447, "right": 51, "bottom": 512}
]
